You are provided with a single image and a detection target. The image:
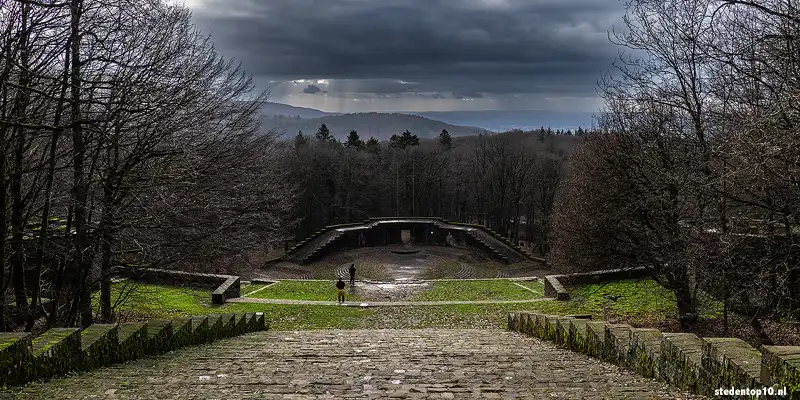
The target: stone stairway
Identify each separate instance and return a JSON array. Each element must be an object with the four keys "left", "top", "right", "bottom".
[
  {"left": 466, "top": 229, "right": 512, "bottom": 264},
  {"left": 15, "top": 329, "right": 703, "bottom": 399}
]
